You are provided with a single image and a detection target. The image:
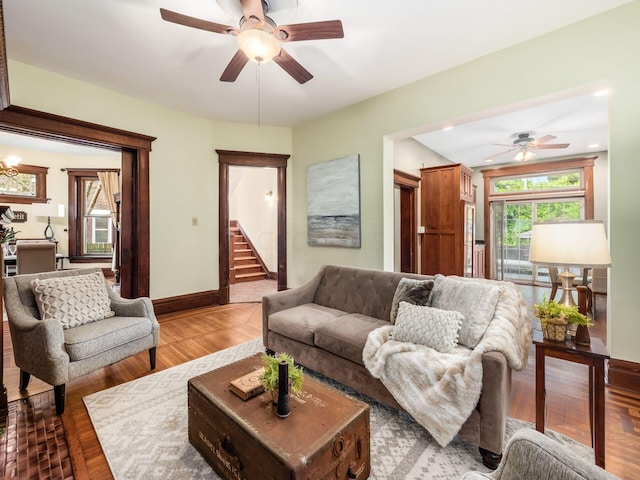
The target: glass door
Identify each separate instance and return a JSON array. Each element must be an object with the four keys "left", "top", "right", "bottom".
[
  {"left": 491, "top": 198, "right": 584, "bottom": 283},
  {"left": 490, "top": 201, "right": 505, "bottom": 280}
]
